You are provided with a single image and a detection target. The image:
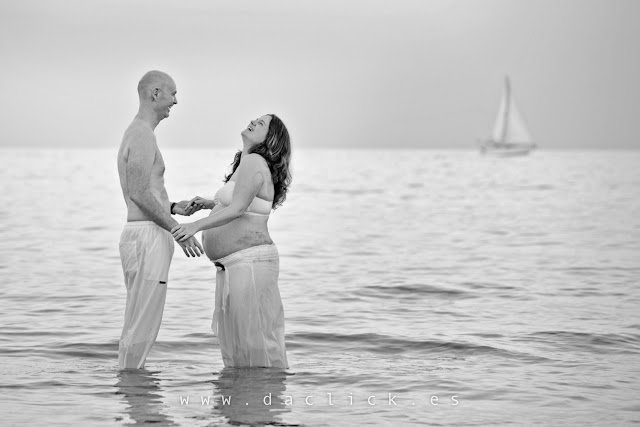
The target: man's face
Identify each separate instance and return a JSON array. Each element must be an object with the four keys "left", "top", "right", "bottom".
[{"left": 155, "top": 79, "right": 178, "bottom": 119}]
